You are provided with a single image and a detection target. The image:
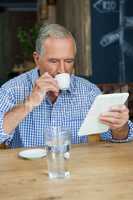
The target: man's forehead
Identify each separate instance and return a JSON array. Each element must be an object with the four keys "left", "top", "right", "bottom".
[
  {"left": 44, "top": 36, "right": 73, "bottom": 45},
  {"left": 42, "top": 36, "right": 76, "bottom": 56}
]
